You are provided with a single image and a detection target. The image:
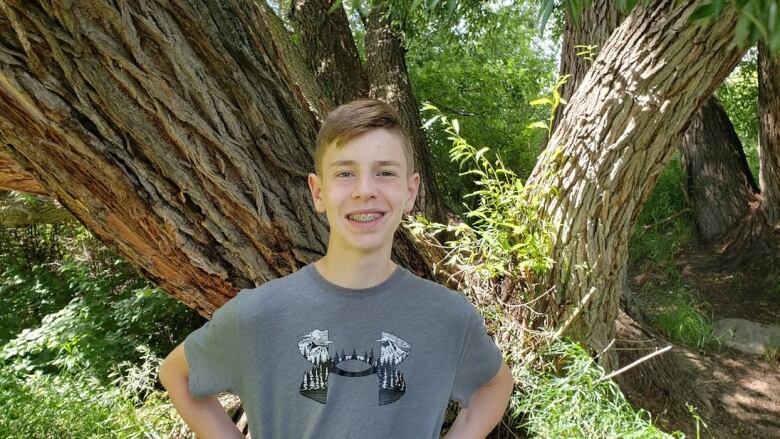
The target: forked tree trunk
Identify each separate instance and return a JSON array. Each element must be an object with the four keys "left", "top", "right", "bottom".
[
  {"left": 526, "top": 0, "right": 745, "bottom": 367},
  {"left": 759, "top": 42, "right": 780, "bottom": 227},
  {"left": 681, "top": 96, "right": 759, "bottom": 240}
]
